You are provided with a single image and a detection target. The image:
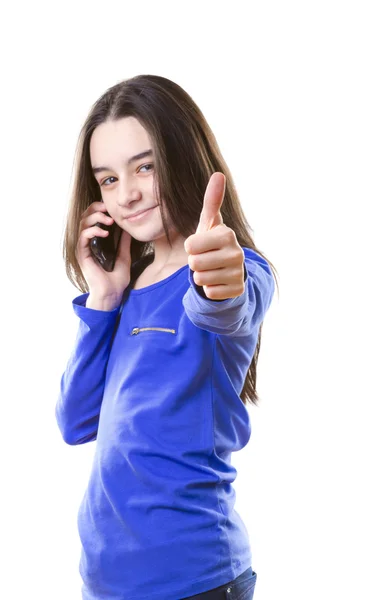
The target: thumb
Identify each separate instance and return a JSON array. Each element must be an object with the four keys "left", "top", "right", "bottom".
[{"left": 196, "top": 172, "right": 226, "bottom": 234}]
